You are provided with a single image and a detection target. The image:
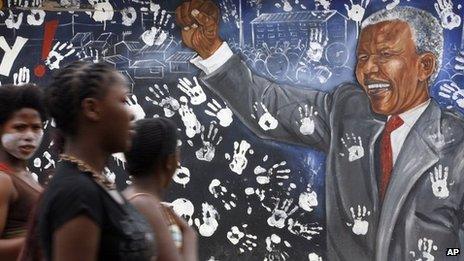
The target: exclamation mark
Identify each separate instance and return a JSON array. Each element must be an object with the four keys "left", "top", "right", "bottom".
[{"left": 34, "top": 20, "right": 58, "bottom": 77}]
